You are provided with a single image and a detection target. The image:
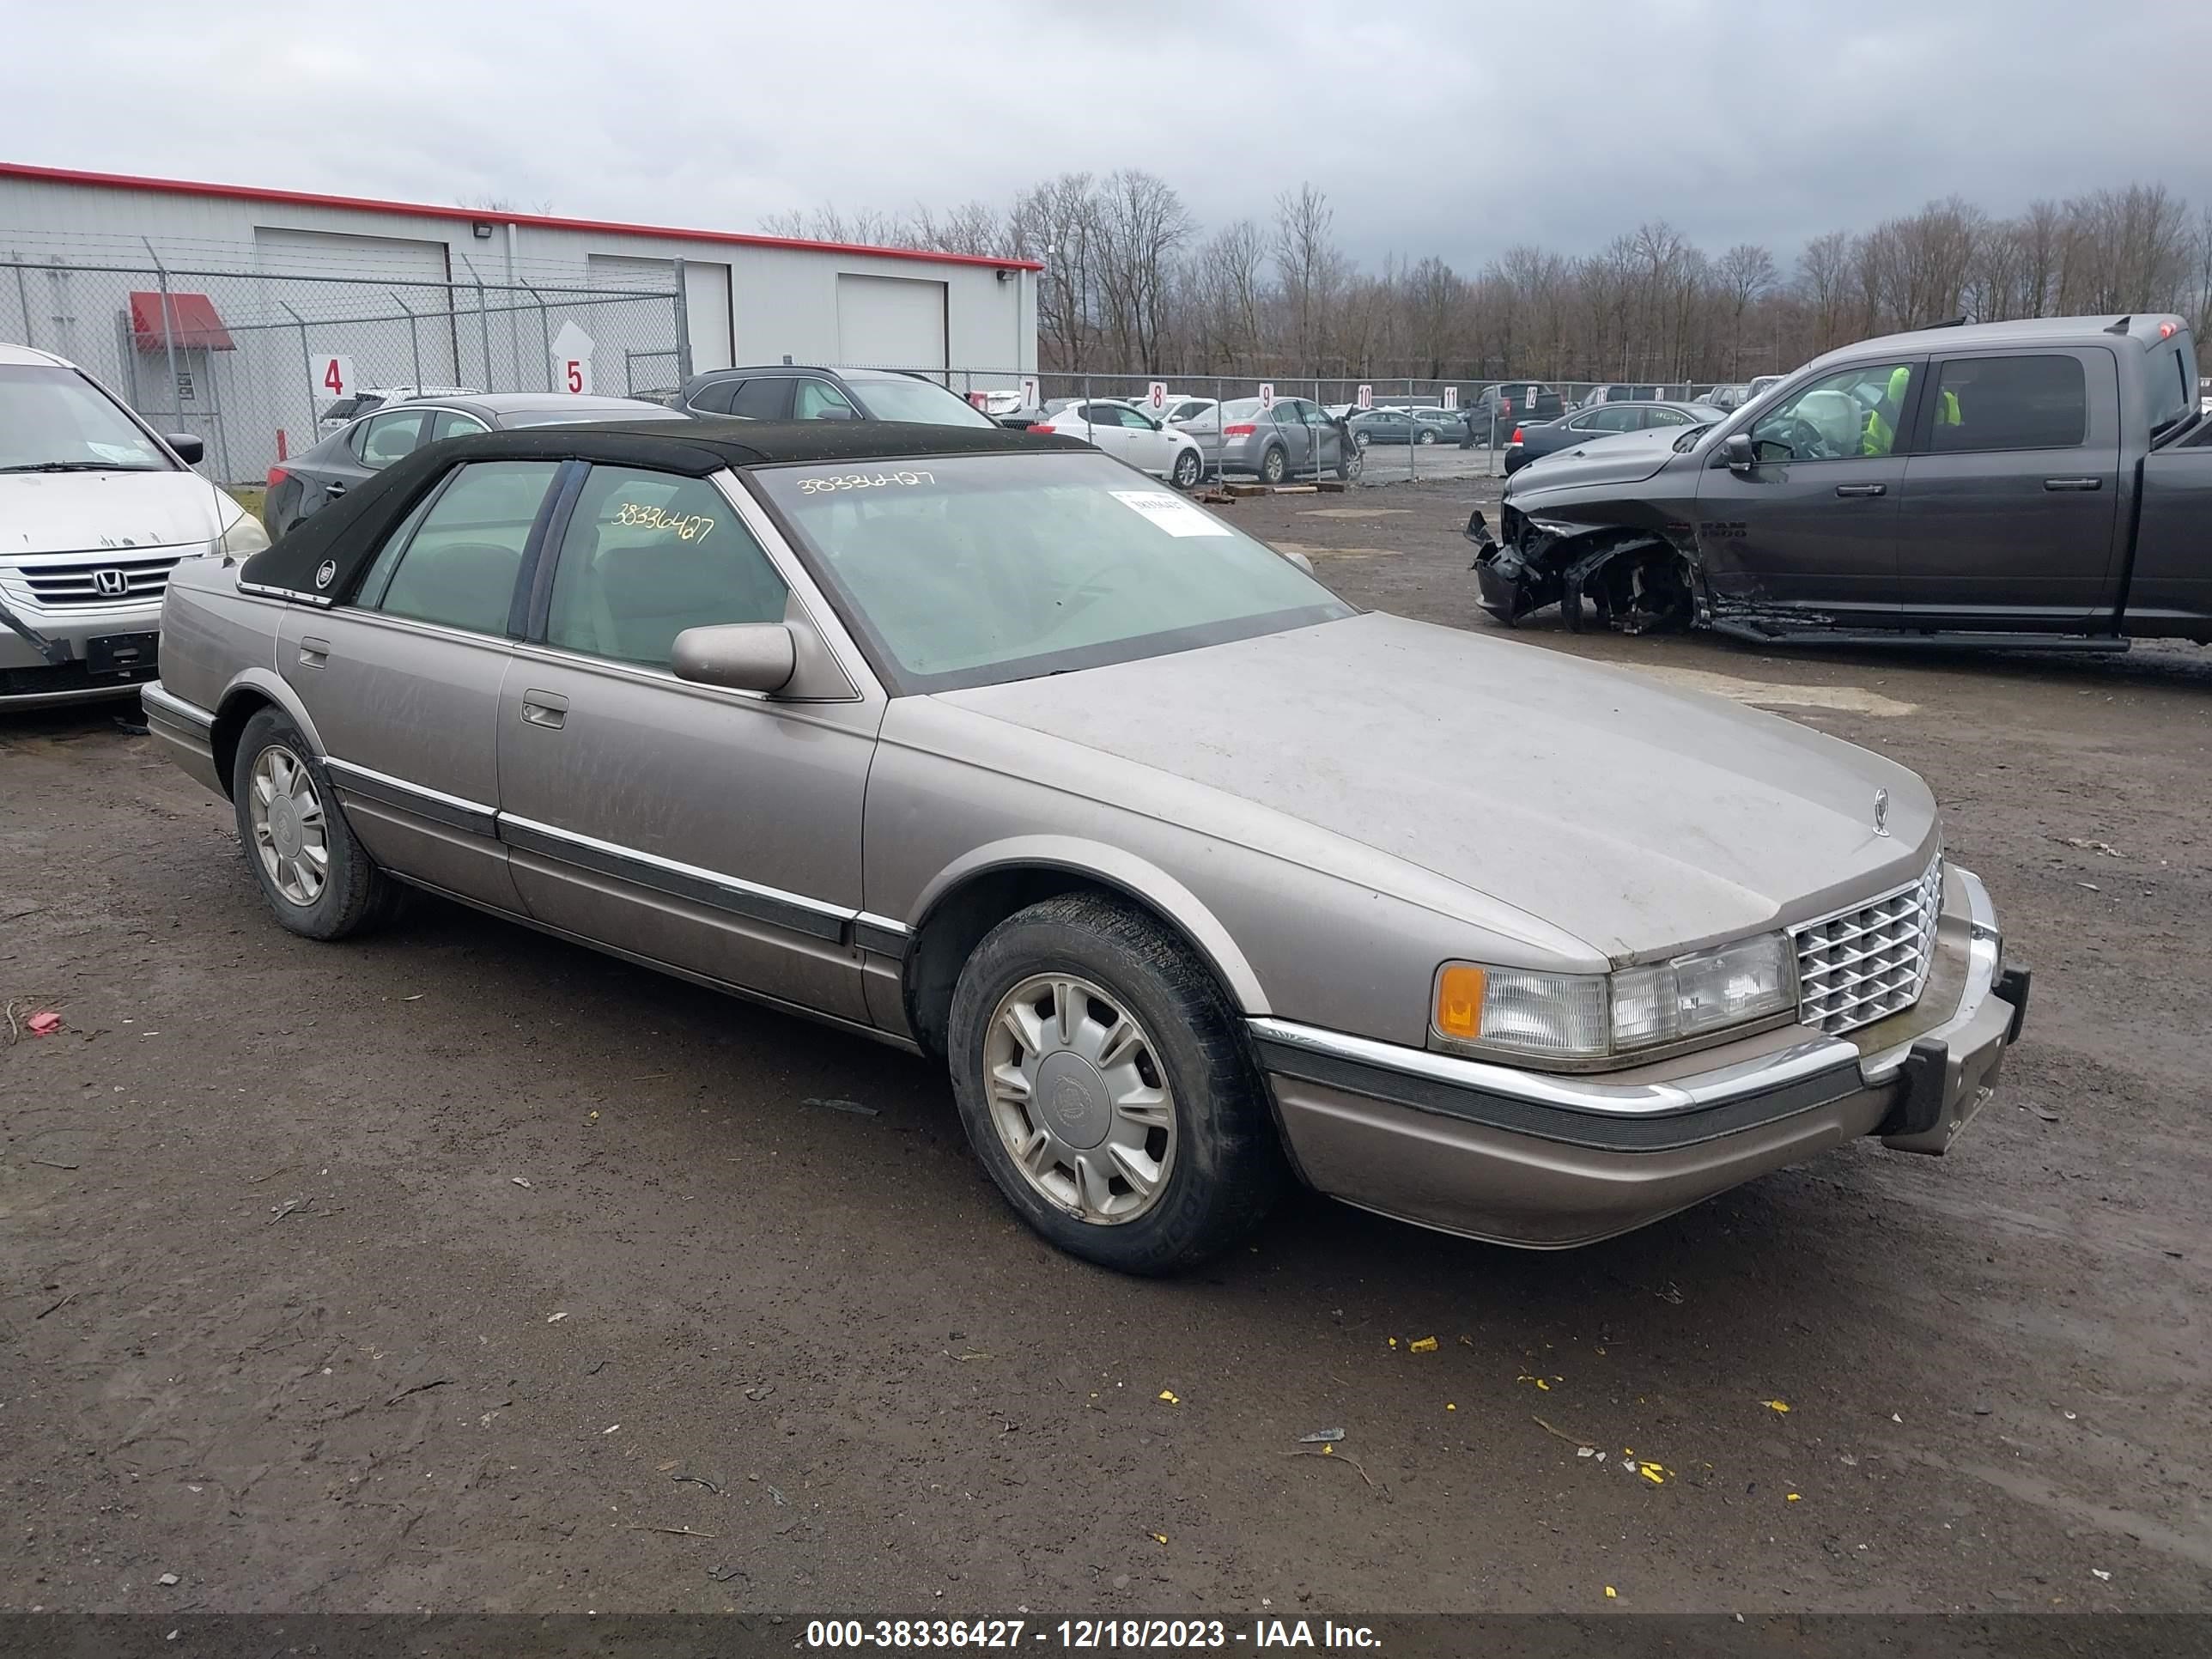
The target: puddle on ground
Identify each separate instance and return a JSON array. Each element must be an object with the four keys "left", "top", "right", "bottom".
[{"left": 1626, "top": 665, "right": 1918, "bottom": 717}]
